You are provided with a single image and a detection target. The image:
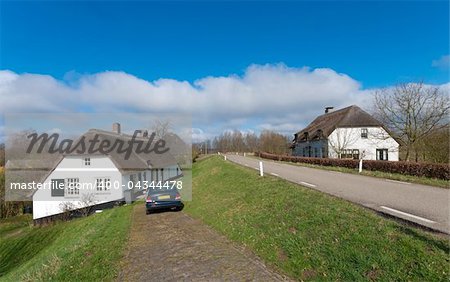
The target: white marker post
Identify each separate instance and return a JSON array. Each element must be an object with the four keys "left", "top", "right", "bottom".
[
  {"left": 358, "top": 159, "right": 363, "bottom": 173},
  {"left": 224, "top": 155, "right": 227, "bottom": 161},
  {"left": 259, "top": 161, "right": 264, "bottom": 176},
  {"left": 244, "top": 152, "right": 246, "bottom": 157}
]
